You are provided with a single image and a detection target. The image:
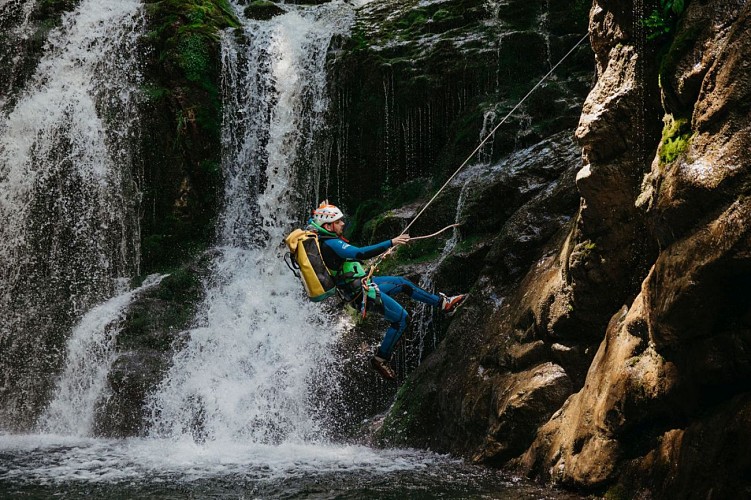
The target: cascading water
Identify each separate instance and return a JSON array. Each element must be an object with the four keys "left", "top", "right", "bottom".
[
  {"left": 0, "top": 0, "right": 38, "bottom": 110},
  {"left": 37, "top": 275, "right": 166, "bottom": 436},
  {"left": 0, "top": 0, "right": 143, "bottom": 430},
  {"left": 146, "top": 1, "right": 355, "bottom": 446},
  {"left": 411, "top": 165, "right": 484, "bottom": 361}
]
